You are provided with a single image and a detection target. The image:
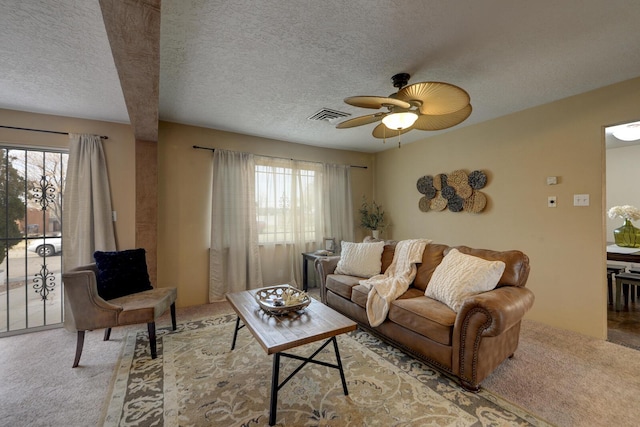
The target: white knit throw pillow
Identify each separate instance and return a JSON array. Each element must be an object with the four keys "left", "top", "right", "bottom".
[
  {"left": 425, "top": 248, "right": 505, "bottom": 312},
  {"left": 335, "top": 241, "right": 385, "bottom": 278}
]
